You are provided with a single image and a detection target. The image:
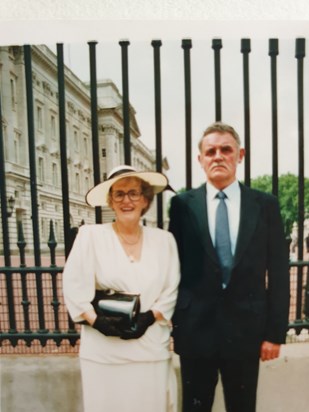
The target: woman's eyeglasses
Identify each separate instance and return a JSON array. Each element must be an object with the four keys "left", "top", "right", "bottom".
[{"left": 111, "top": 190, "right": 143, "bottom": 202}]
